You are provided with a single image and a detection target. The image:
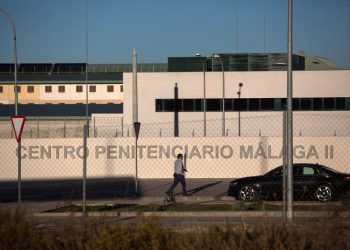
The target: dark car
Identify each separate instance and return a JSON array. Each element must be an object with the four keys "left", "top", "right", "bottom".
[{"left": 228, "top": 163, "right": 350, "bottom": 202}]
